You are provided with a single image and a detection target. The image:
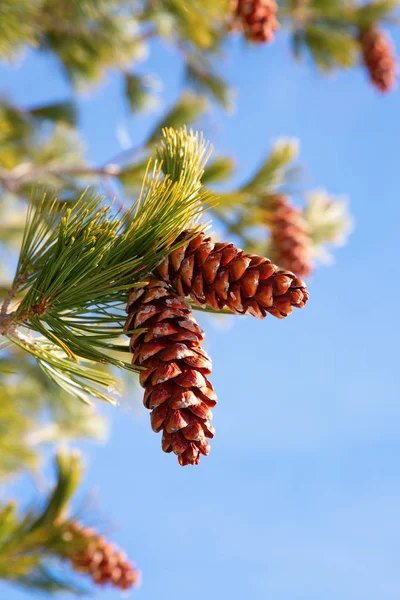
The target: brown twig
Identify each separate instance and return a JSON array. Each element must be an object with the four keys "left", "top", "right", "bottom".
[{"left": 0, "top": 273, "right": 27, "bottom": 318}]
